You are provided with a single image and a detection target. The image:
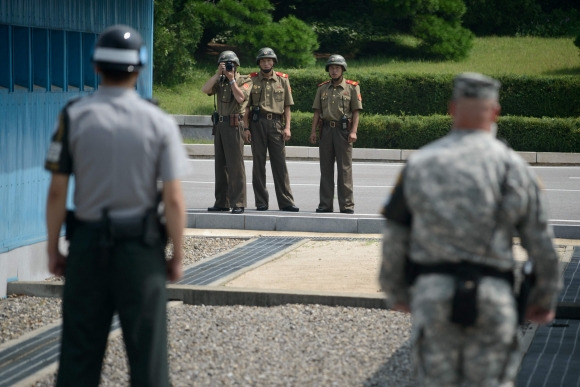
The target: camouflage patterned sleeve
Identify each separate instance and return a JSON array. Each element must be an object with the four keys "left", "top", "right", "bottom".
[
  {"left": 379, "top": 169, "right": 412, "bottom": 306},
  {"left": 516, "top": 168, "right": 563, "bottom": 310},
  {"left": 380, "top": 222, "right": 411, "bottom": 307}
]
